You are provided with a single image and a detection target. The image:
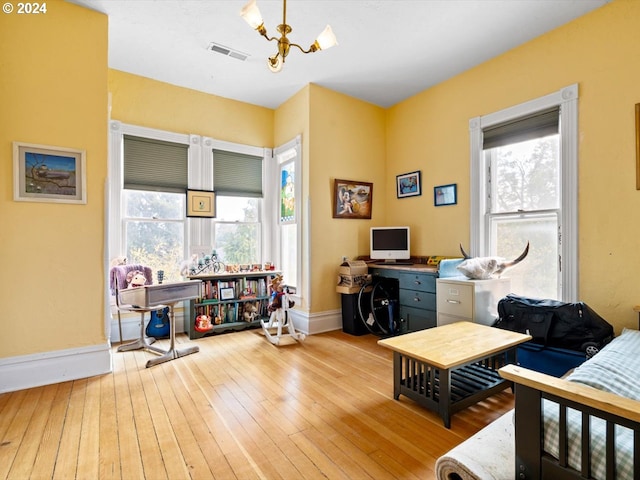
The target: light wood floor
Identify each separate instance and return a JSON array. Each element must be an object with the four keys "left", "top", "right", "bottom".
[{"left": 0, "top": 329, "right": 513, "bottom": 480}]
